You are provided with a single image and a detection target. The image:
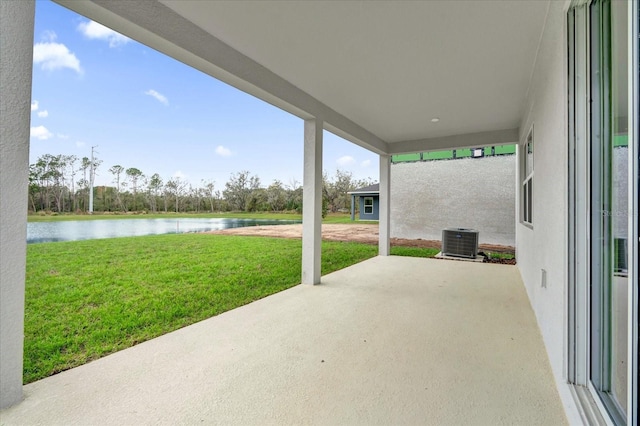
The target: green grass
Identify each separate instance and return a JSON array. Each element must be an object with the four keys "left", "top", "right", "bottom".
[
  {"left": 24, "top": 234, "right": 397, "bottom": 383},
  {"left": 484, "top": 251, "right": 516, "bottom": 260},
  {"left": 25, "top": 233, "right": 437, "bottom": 384},
  {"left": 322, "top": 214, "right": 378, "bottom": 224},
  {"left": 389, "top": 246, "right": 440, "bottom": 258}
]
